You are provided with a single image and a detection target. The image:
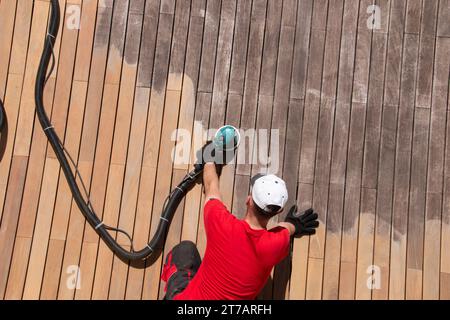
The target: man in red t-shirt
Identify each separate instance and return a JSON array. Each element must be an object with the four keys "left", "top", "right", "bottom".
[{"left": 161, "top": 162, "right": 319, "bottom": 300}]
